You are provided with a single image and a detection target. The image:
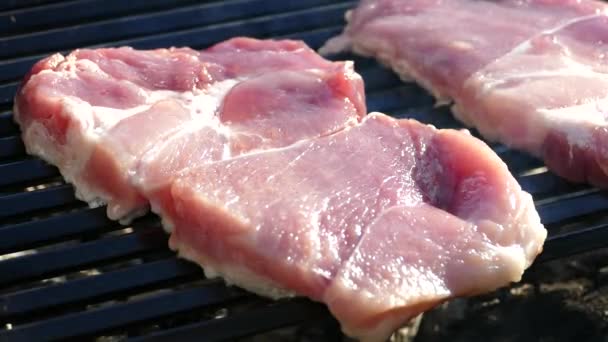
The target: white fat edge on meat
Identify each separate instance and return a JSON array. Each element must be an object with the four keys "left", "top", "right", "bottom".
[
  {"left": 117, "top": 206, "right": 151, "bottom": 226},
  {"left": 173, "top": 233, "right": 296, "bottom": 299},
  {"left": 18, "top": 70, "right": 105, "bottom": 206},
  {"left": 22, "top": 112, "right": 107, "bottom": 209},
  {"left": 471, "top": 188, "right": 545, "bottom": 272},
  {"left": 500, "top": 190, "right": 546, "bottom": 269},
  {"left": 489, "top": 65, "right": 606, "bottom": 150},
  {"left": 20, "top": 120, "right": 103, "bottom": 207}
]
